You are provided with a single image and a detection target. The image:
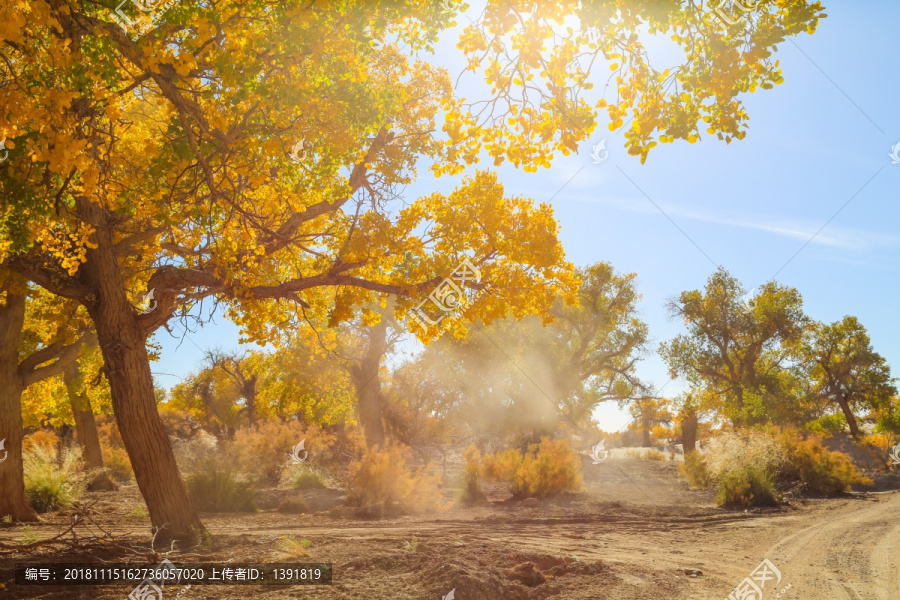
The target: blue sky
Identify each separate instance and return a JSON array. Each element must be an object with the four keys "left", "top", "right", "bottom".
[{"left": 153, "top": 1, "right": 900, "bottom": 432}]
